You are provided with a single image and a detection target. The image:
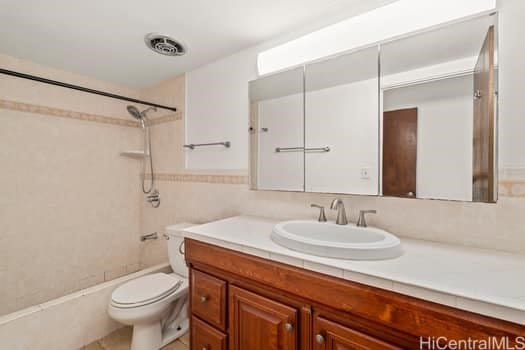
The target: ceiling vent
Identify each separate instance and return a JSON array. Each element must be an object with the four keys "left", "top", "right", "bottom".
[{"left": 144, "top": 33, "right": 186, "bottom": 57}]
